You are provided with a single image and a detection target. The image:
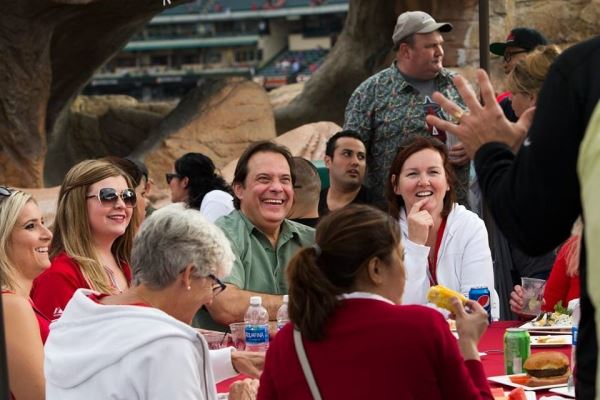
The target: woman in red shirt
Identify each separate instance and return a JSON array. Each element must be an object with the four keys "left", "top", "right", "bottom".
[
  {"left": 31, "top": 159, "right": 139, "bottom": 320},
  {"left": 258, "top": 205, "right": 494, "bottom": 400},
  {"left": 510, "top": 220, "right": 581, "bottom": 315},
  {"left": 1, "top": 187, "right": 53, "bottom": 399}
]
